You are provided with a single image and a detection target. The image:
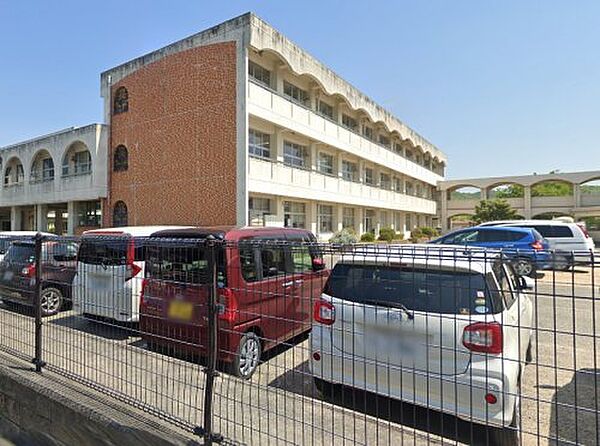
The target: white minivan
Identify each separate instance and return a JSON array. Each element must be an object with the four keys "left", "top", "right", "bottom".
[
  {"left": 310, "top": 246, "right": 533, "bottom": 446},
  {"left": 479, "top": 220, "right": 595, "bottom": 268},
  {"left": 72, "top": 226, "right": 190, "bottom": 323}
]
